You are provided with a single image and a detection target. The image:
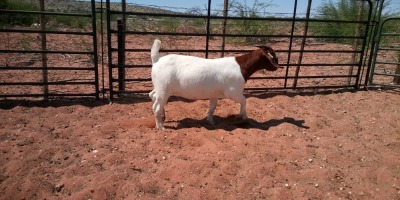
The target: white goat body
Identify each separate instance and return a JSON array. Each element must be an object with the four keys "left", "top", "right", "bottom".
[
  {"left": 152, "top": 55, "right": 245, "bottom": 100},
  {"left": 150, "top": 39, "right": 280, "bottom": 130}
]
